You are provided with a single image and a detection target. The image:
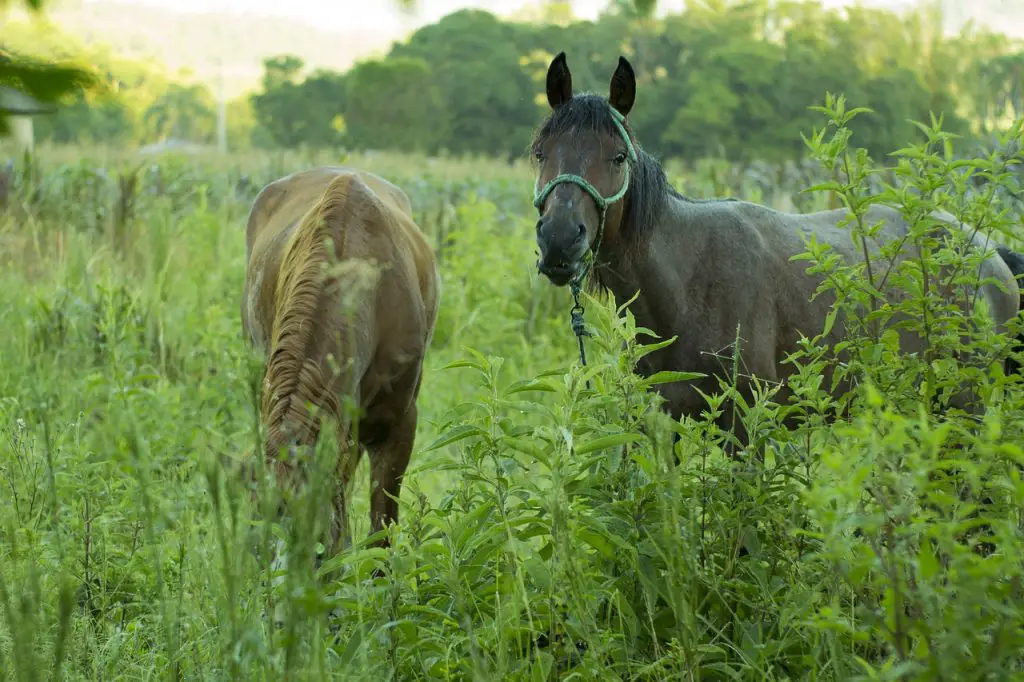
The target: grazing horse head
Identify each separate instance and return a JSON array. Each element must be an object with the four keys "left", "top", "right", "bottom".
[{"left": 531, "top": 52, "right": 640, "bottom": 288}]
